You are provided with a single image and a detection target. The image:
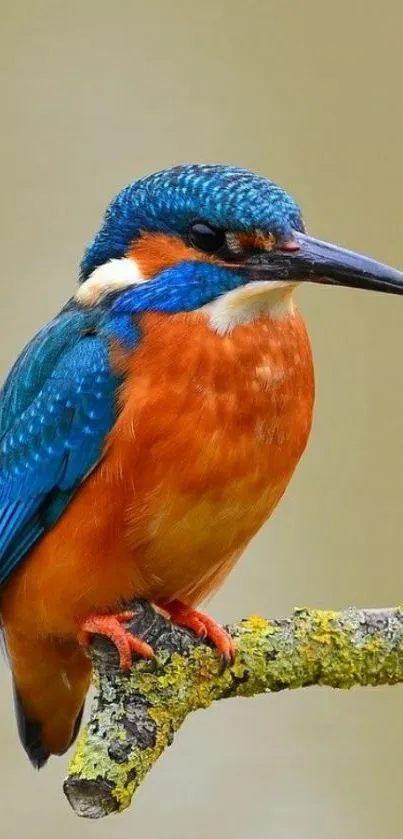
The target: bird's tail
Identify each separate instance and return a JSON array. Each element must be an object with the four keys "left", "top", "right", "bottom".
[{"left": 5, "top": 630, "right": 91, "bottom": 768}]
